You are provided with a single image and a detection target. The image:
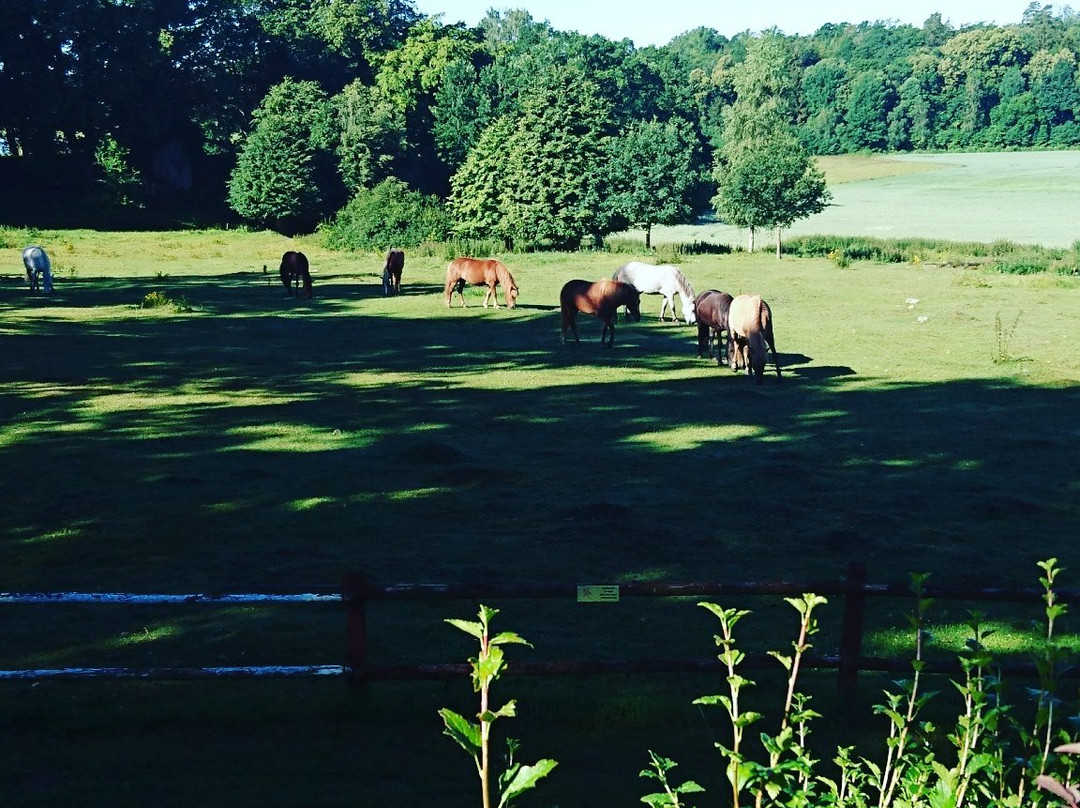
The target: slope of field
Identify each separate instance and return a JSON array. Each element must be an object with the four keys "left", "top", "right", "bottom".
[{"left": 640, "top": 150, "right": 1080, "bottom": 249}]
